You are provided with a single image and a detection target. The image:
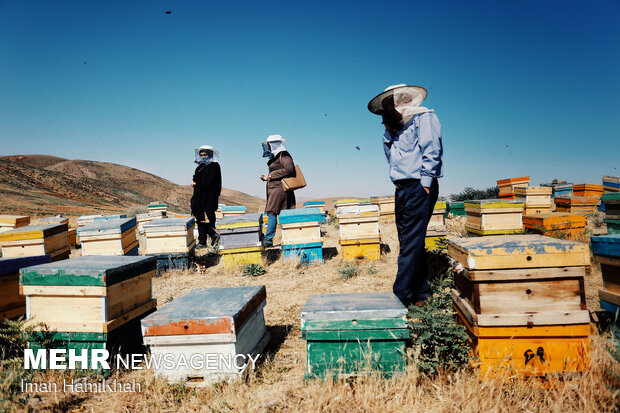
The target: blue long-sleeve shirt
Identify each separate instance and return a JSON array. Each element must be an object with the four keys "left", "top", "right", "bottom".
[{"left": 383, "top": 111, "right": 443, "bottom": 187}]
